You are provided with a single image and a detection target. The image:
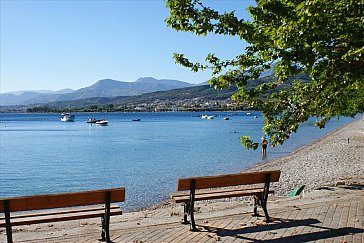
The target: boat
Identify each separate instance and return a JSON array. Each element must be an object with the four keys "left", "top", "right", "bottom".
[
  {"left": 95, "top": 120, "right": 108, "bottom": 126},
  {"left": 223, "top": 117, "right": 230, "bottom": 120},
  {"left": 86, "top": 118, "right": 97, "bottom": 123},
  {"left": 246, "top": 112, "right": 252, "bottom": 115},
  {"left": 202, "top": 115, "right": 215, "bottom": 119},
  {"left": 60, "top": 113, "right": 75, "bottom": 122},
  {"left": 132, "top": 119, "right": 141, "bottom": 122}
]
